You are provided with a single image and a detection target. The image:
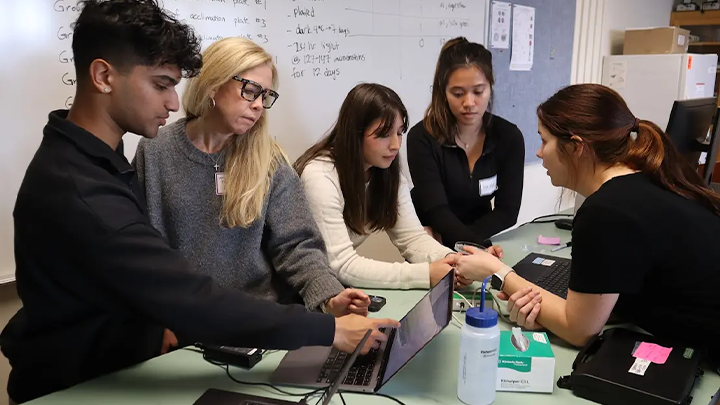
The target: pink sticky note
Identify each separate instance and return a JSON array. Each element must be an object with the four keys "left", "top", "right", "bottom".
[
  {"left": 633, "top": 342, "right": 672, "bottom": 364},
  {"left": 538, "top": 235, "right": 561, "bottom": 245}
]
